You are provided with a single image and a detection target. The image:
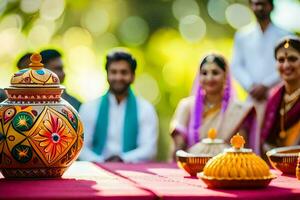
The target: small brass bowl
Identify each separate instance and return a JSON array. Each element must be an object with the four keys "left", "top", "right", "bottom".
[
  {"left": 176, "top": 150, "right": 212, "bottom": 176},
  {"left": 297, "top": 153, "right": 300, "bottom": 180},
  {"left": 266, "top": 145, "right": 300, "bottom": 175}
]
